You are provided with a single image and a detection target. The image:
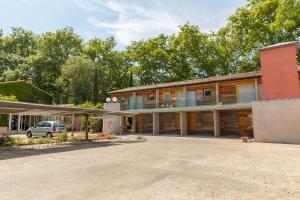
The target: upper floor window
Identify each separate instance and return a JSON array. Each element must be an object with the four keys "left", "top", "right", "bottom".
[
  {"left": 203, "top": 89, "right": 212, "bottom": 97},
  {"left": 163, "top": 92, "right": 172, "bottom": 100},
  {"left": 148, "top": 94, "right": 155, "bottom": 101}
]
